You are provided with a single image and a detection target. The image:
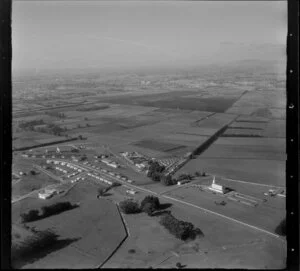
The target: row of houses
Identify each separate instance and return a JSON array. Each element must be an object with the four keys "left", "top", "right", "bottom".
[{"left": 87, "top": 172, "right": 113, "bottom": 185}]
